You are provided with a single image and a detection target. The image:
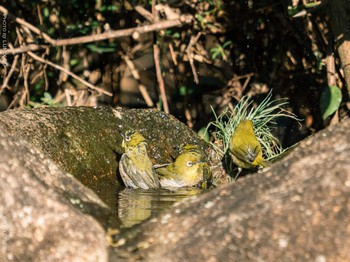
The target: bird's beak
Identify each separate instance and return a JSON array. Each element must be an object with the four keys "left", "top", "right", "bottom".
[{"left": 121, "top": 133, "right": 126, "bottom": 148}]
